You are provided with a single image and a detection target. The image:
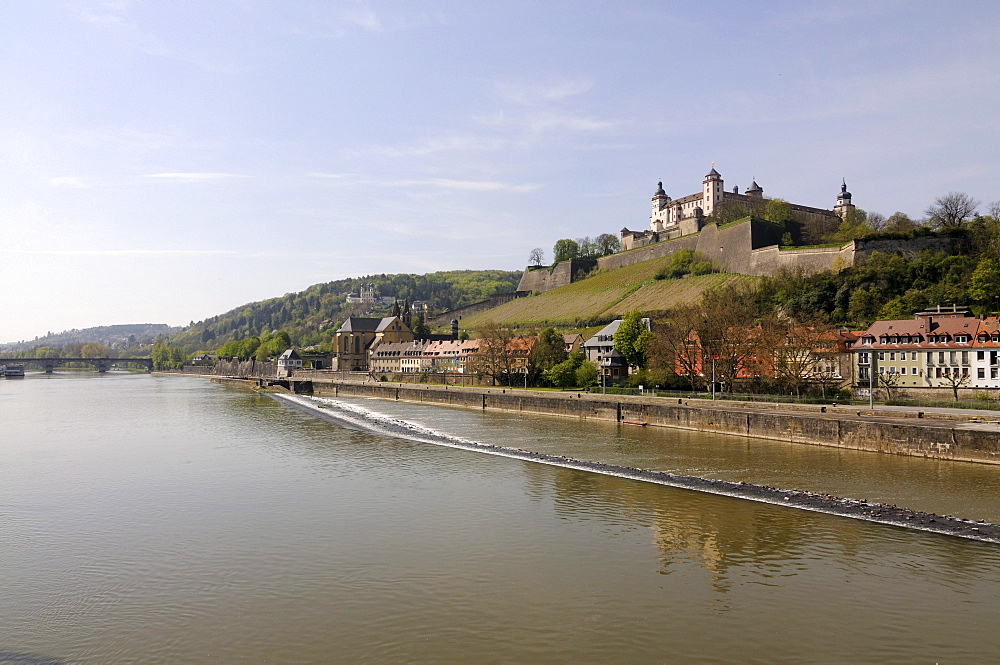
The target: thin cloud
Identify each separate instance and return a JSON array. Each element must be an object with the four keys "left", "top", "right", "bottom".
[
  {"left": 414, "top": 178, "right": 540, "bottom": 193},
  {"left": 144, "top": 172, "right": 248, "bottom": 182},
  {"left": 306, "top": 172, "right": 357, "bottom": 179},
  {"left": 494, "top": 77, "right": 595, "bottom": 105},
  {"left": 341, "top": 2, "right": 383, "bottom": 32},
  {"left": 2, "top": 248, "right": 239, "bottom": 257},
  {"left": 49, "top": 177, "right": 87, "bottom": 188},
  {"left": 306, "top": 174, "right": 539, "bottom": 192},
  {"left": 351, "top": 134, "right": 509, "bottom": 159}
]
